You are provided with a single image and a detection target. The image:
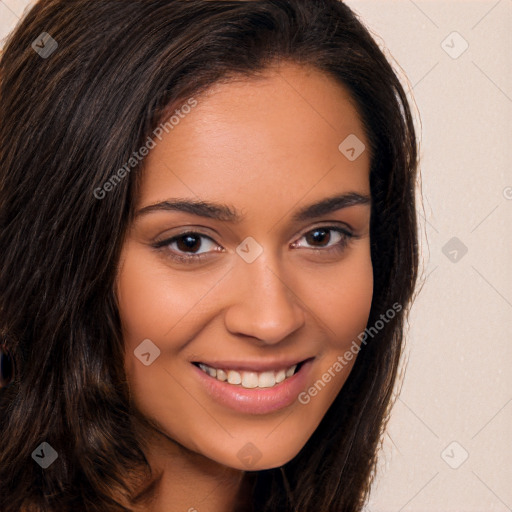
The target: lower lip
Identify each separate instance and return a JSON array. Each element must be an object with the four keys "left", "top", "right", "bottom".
[{"left": 192, "top": 359, "right": 314, "bottom": 415}]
